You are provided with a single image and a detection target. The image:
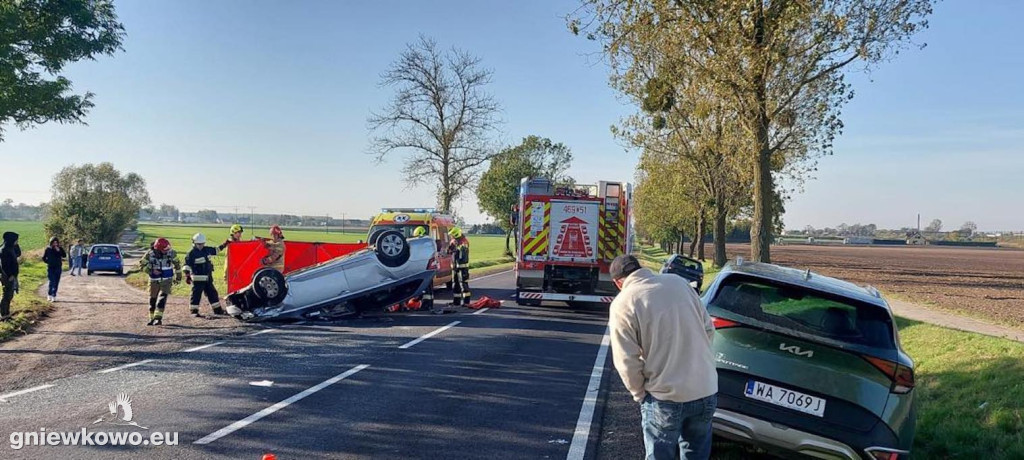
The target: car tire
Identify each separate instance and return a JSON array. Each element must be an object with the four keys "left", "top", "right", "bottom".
[
  {"left": 374, "top": 230, "right": 411, "bottom": 268},
  {"left": 116, "top": 268, "right": 124, "bottom": 276},
  {"left": 87, "top": 270, "right": 93, "bottom": 276},
  {"left": 251, "top": 268, "right": 288, "bottom": 306}
]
